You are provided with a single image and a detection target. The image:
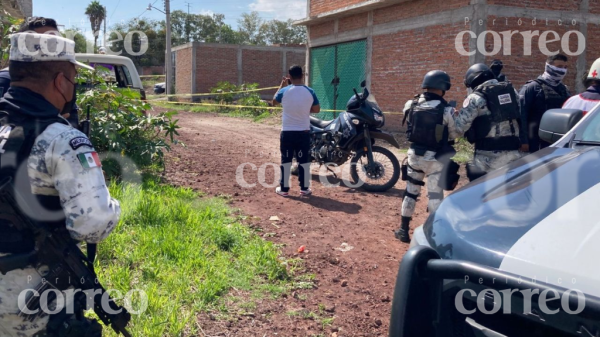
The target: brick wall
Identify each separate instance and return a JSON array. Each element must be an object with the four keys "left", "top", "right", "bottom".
[
  {"left": 173, "top": 44, "right": 306, "bottom": 98},
  {"left": 373, "top": 0, "right": 469, "bottom": 25},
  {"left": 195, "top": 46, "right": 238, "bottom": 94},
  {"left": 484, "top": 17, "right": 582, "bottom": 92},
  {"left": 310, "top": 21, "right": 335, "bottom": 40},
  {"left": 339, "top": 12, "right": 369, "bottom": 33},
  {"left": 487, "top": 0, "right": 581, "bottom": 11},
  {"left": 141, "top": 66, "right": 165, "bottom": 76},
  {"left": 310, "top": 0, "right": 366, "bottom": 16},
  {"left": 175, "top": 48, "right": 192, "bottom": 95},
  {"left": 242, "top": 49, "right": 283, "bottom": 97},
  {"left": 372, "top": 23, "right": 471, "bottom": 131}
]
